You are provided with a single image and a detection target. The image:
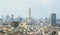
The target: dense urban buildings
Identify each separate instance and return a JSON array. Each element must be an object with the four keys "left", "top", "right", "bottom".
[{"left": 0, "top": 8, "right": 60, "bottom": 35}]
